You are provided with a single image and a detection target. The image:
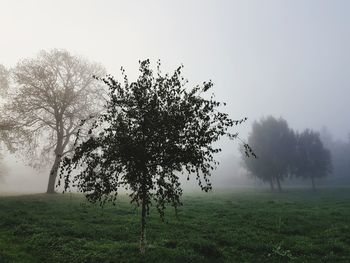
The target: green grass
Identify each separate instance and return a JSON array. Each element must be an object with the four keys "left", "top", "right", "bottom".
[{"left": 0, "top": 188, "right": 349, "bottom": 262}]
